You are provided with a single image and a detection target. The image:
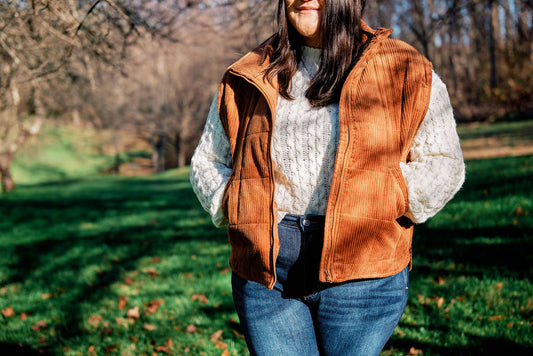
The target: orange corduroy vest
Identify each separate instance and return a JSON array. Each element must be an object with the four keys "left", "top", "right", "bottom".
[{"left": 218, "top": 23, "right": 433, "bottom": 289}]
